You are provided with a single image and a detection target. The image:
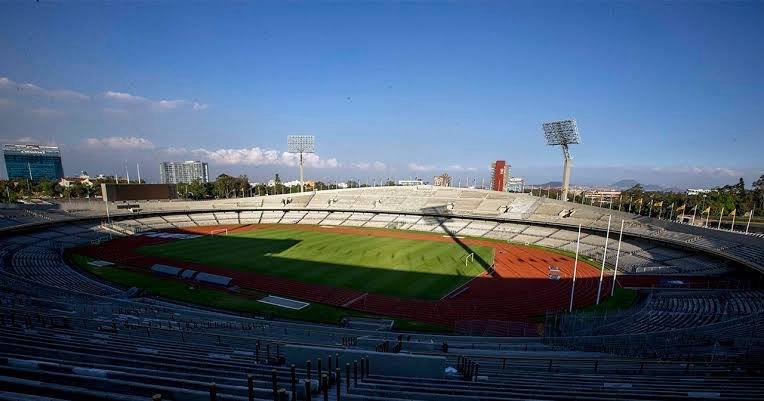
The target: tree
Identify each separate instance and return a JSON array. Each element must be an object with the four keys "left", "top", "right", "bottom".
[
  {"left": 236, "top": 175, "right": 250, "bottom": 197},
  {"left": 35, "top": 179, "right": 58, "bottom": 198},
  {"left": 214, "top": 174, "right": 237, "bottom": 198},
  {"left": 186, "top": 179, "right": 208, "bottom": 199},
  {"left": 753, "top": 174, "right": 764, "bottom": 215},
  {"left": 737, "top": 177, "right": 746, "bottom": 198}
]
